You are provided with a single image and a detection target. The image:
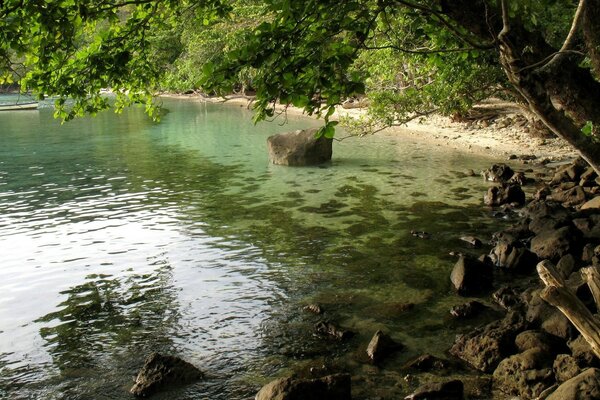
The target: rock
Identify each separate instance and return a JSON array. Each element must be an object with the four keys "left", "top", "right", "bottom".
[
  {"left": 492, "top": 287, "right": 522, "bottom": 310},
  {"left": 492, "top": 348, "right": 554, "bottom": 398},
  {"left": 582, "top": 243, "right": 596, "bottom": 263},
  {"left": 524, "top": 199, "right": 570, "bottom": 221},
  {"left": 315, "top": 321, "right": 354, "bottom": 340},
  {"left": 366, "top": 330, "right": 402, "bottom": 364},
  {"left": 450, "top": 255, "right": 493, "bottom": 296},
  {"left": 404, "top": 379, "right": 464, "bottom": 400},
  {"left": 546, "top": 368, "right": 600, "bottom": 400},
  {"left": 535, "top": 186, "right": 552, "bottom": 201},
  {"left": 459, "top": 235, "right": 482, "bottom": 248},
  {"left": 551, "top": 186, "right": 587, "bottom": 207},
  {"left": 490, "top": 242, "right": 538, "bottom": 273},
  {"left": 530, "top": 226, "right": 577, "bottom": 261},
  {"left": 509, "top": 171, "right": 527, "bottom": 186},
  {"left": 556, "top": 254, "right": 577, "bottom": 280},
  {"left": 450, "top": 300, "right": 488, "bottom": 318},
  {"left": 404, "top": 354, "right": 450, "bottom": 371},
  {"left": 410, "top": 230, "right": 430, "bottom": 239},
  {"left": 541, "top": 311, "right": 576, "bottom": 340},
  {"left": 267, "top": 128, "right": 333, "bottom": 166},
  {"left": 554, "top": 354, "right": 582, "bottom": 383},
  {"left": 303, "top": 304, "right": 323, "bottom": 314},
  {"left": 581, "top": 196, "right": 600, "bottom": 210},
  {"left": 482, "top": 164, "right": 515, "bottom": 183},
  {"left": 255, "top": 373, "right": 351, "bottom": 400},
  {"left": 484, "top": 184, "right": 526, "bottom": 206},
  {"left": 130, "top": 353, "right": 204, "bottom": 397},
  {"left": 551, "top": 158, "right": 588, "bottom": 184},
  {"left": 449, "top": 311, "right": 527, "bottom": 372},
  {"left": 515, "top": 330, "right": 567, "bottom": 355},
  {"left": 568, "top": 335, "right": 600, "bottom": 368}
]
